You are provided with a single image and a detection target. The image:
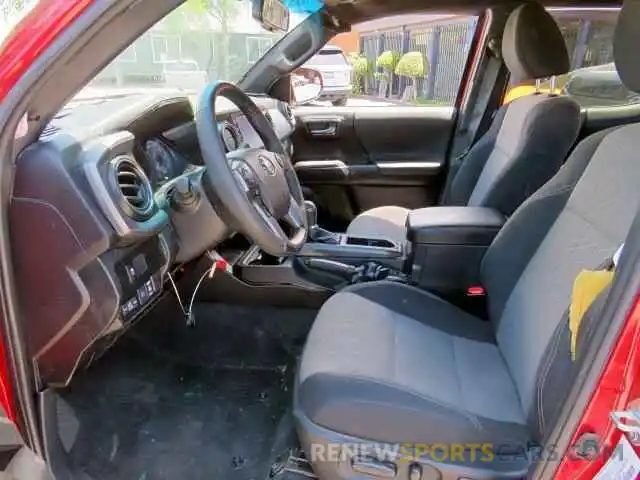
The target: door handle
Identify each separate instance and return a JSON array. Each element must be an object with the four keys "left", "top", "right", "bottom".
[
  {"left": 309, "top": 125, "right": 337, "bottom": 137},
  {"left": 303, "top": 117, "right": 343, "bottom": 138}
]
